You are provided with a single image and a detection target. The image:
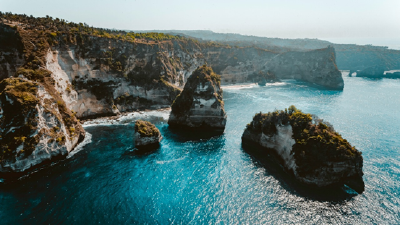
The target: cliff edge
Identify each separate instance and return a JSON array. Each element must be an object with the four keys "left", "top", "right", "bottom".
[{"left": 266, "top": 46, "right": 344, "bottom": 90}]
